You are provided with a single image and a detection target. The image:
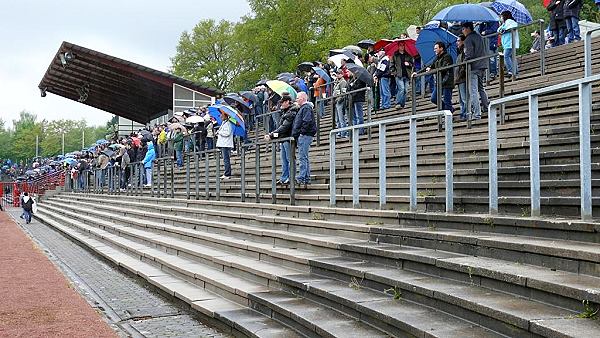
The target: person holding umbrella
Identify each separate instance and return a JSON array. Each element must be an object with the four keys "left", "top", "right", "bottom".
[
  {"left": 498, "top": 11, "right": 520, "bottom": 78},
  {"left": 426, "top": 42, "right": 454, "bottom": 113},
  {"left": 264, "top": 94, "right": 297, "bottom": 185},
  {"left": 216, "top": 110, "right": 234, "bottom": 180},
  {"left": 346, "top": 63, "right": 371, "bottom": 135}
]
